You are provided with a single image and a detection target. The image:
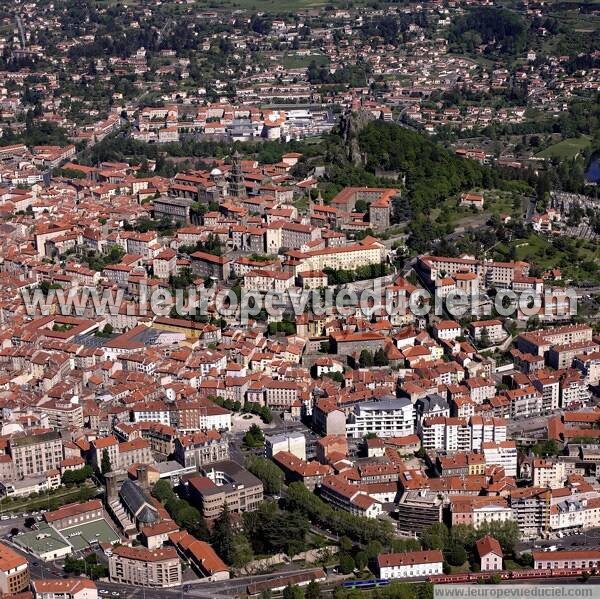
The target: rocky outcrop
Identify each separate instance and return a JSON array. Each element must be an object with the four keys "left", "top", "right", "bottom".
[{"left": 339, "top": 109, "right": 375, "bottom": 167}]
